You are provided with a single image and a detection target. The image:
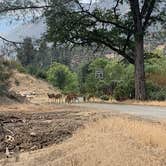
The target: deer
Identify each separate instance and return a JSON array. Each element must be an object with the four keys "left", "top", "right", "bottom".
[
  {"left": 65, "top": 93, "right": 79, "bottom": 104},
  {"left": 47, "top": 93, "right": 63, "bottom": 104},
  {"left": 47, "top": 93, "right": 55, "bottom": 103},
  {"left": 54, "top": 93, "right": 63, "bottom": 104}
]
